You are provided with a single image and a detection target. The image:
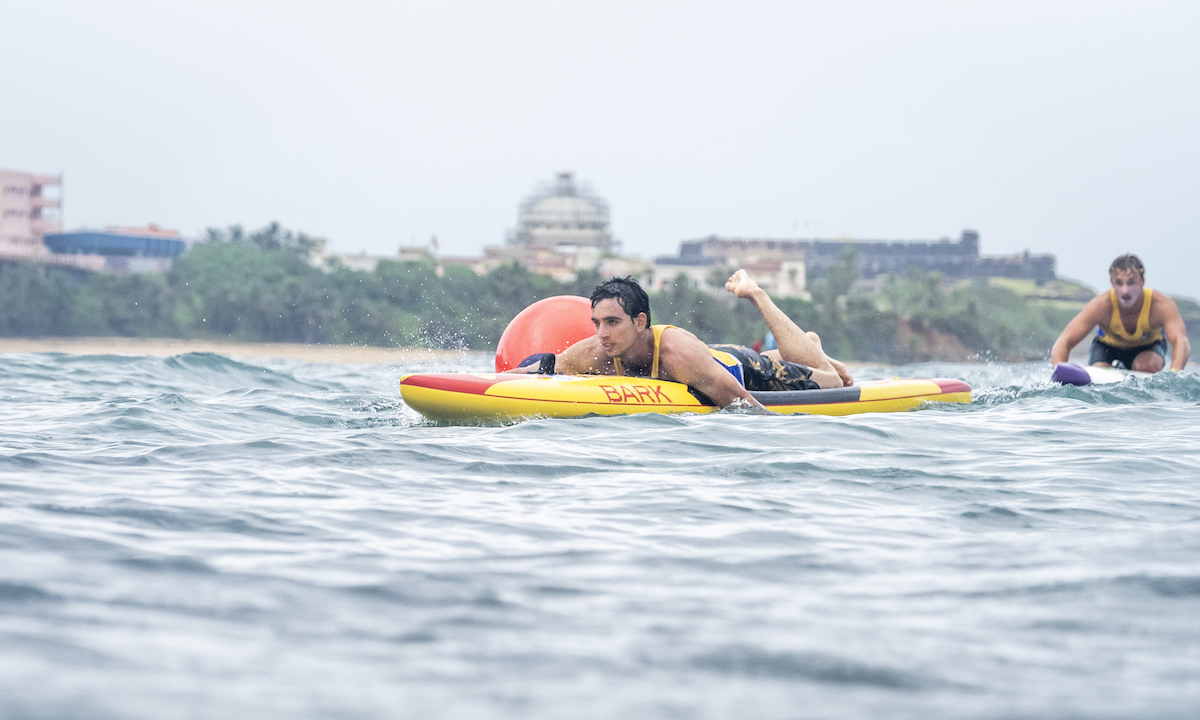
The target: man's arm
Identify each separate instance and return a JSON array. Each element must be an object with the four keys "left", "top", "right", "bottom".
[
  {"left": 1050, "top": 295, "right": 1108, "bottom": 365},
  {"left": 658, "top": 330, "right": 769, "bottom": 411},
  {"left": 1152, "top": 293, "right": 1191, "bottom": 371}
]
